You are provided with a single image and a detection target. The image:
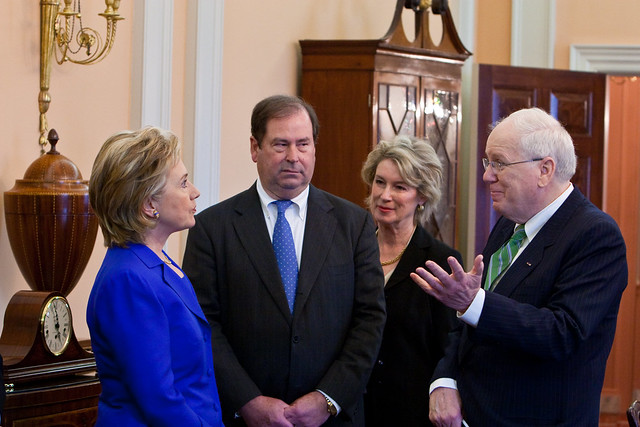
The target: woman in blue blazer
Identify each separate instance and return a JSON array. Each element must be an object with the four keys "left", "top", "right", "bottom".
[{"left": 87, "top": 126, "right": 223, "bottom": 426}]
